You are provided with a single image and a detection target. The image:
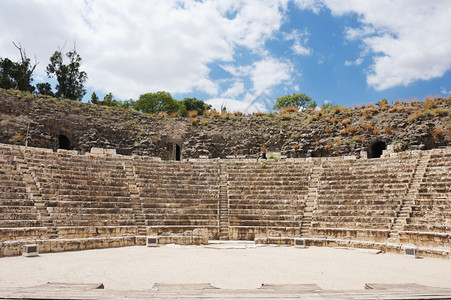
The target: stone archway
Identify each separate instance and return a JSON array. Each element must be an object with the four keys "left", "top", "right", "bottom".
[
  {"left": 58, "top": 134, "right": 71, "bottom": 150},
  {"left": 368, "top": 141, "right": 386, "bottom": 158}
]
